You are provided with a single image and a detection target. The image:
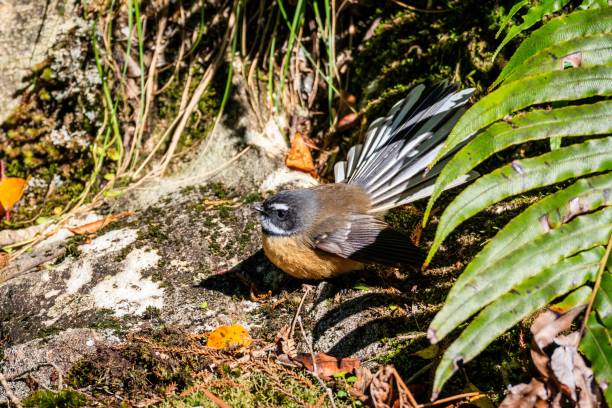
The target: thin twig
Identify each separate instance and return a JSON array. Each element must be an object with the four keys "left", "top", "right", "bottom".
[
  {"left": 296, "top": 317, "right": 337, "bottom": 408},
  {"left": 392, "top": 366, "right": 419, "bottom": 408},
  {"left": 289, "top": 284, "right": 313, "bottom": 339},
  {"left": 124, "top": 8, "right": 168, "bottom": 173},
  {"left": 418, "top": 391, "right": 483, "bottom": 407},
  {"left": 0, "top": 372, "right": 23, "bottom": 408},
  {"left": 202, "top": 389, "right": 231, "bottom": 408},
  {"left": 405, "top": 361, "right": 433, "bottom": 385},
  {"left": 580, "top": 230, "right": 612, "bottom": 335}
]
